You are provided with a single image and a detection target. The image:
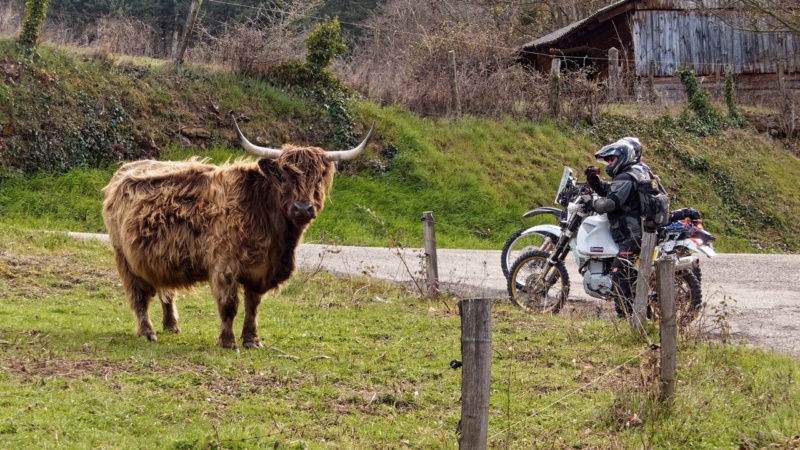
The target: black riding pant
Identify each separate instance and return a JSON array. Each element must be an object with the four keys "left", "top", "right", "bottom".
[{"left": 609, "top": 217, "right": 642, "bottom": 317}]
